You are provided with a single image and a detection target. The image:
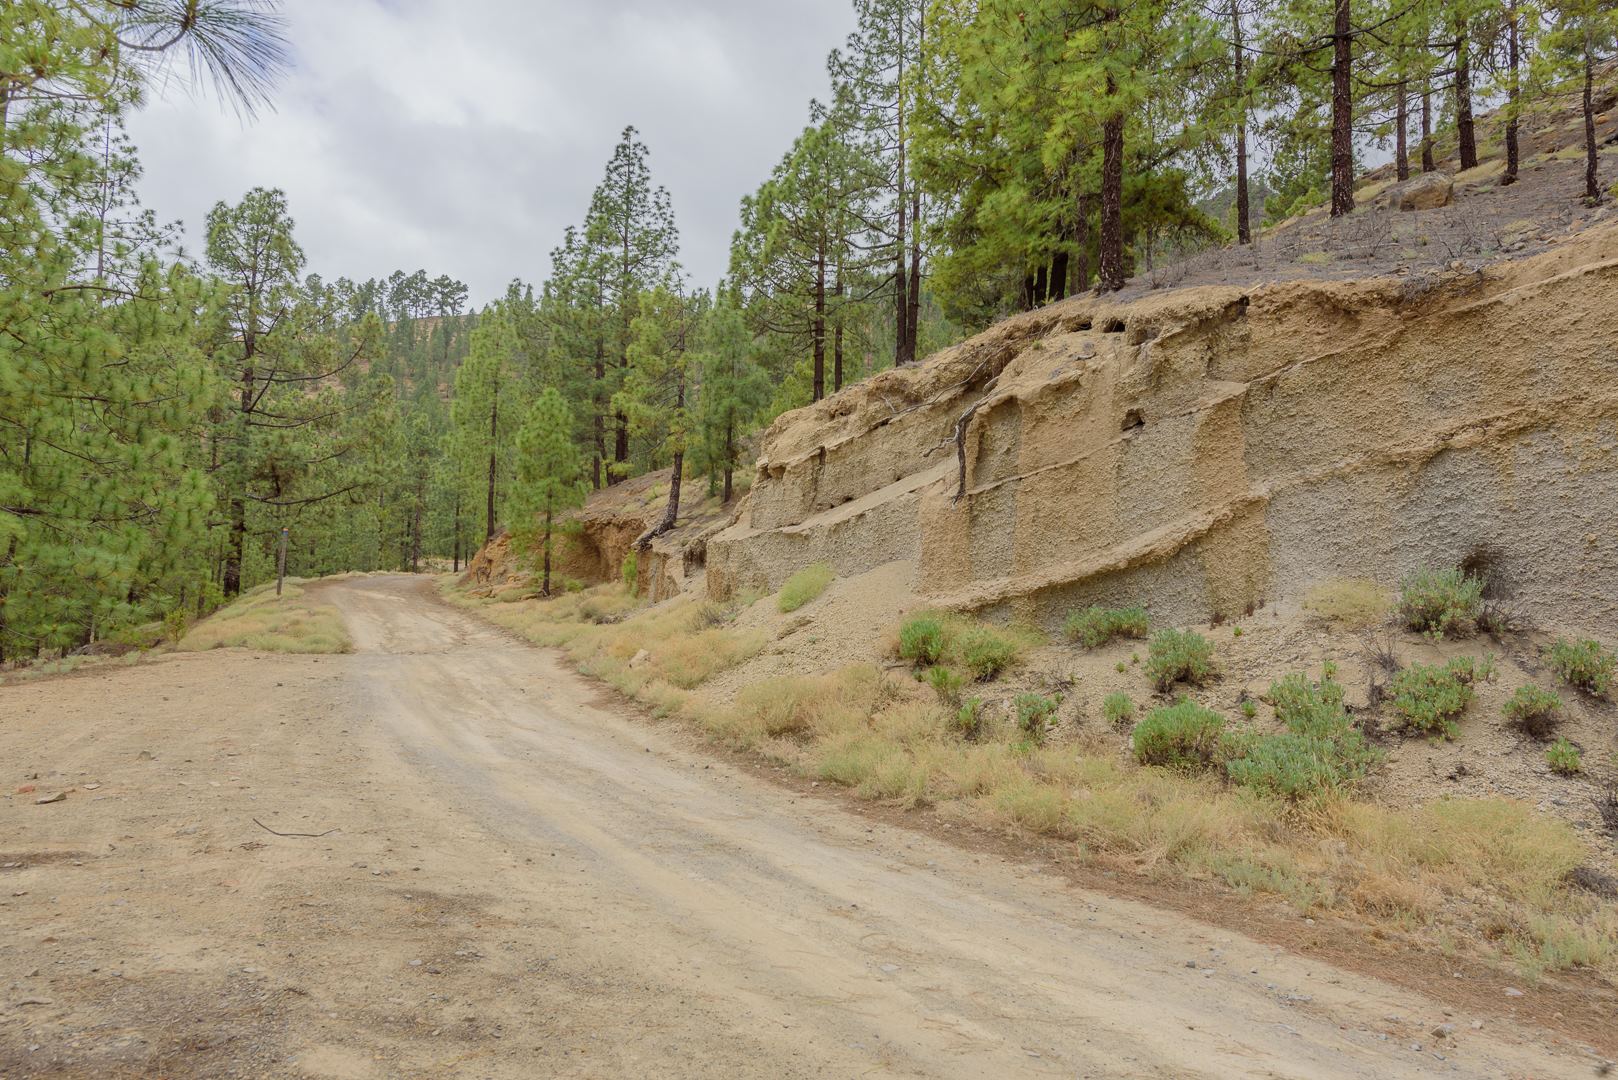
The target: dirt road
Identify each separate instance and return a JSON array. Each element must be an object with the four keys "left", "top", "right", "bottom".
[{"left": 0, "top": 576, "right": 1604, "bottom": 1077}]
